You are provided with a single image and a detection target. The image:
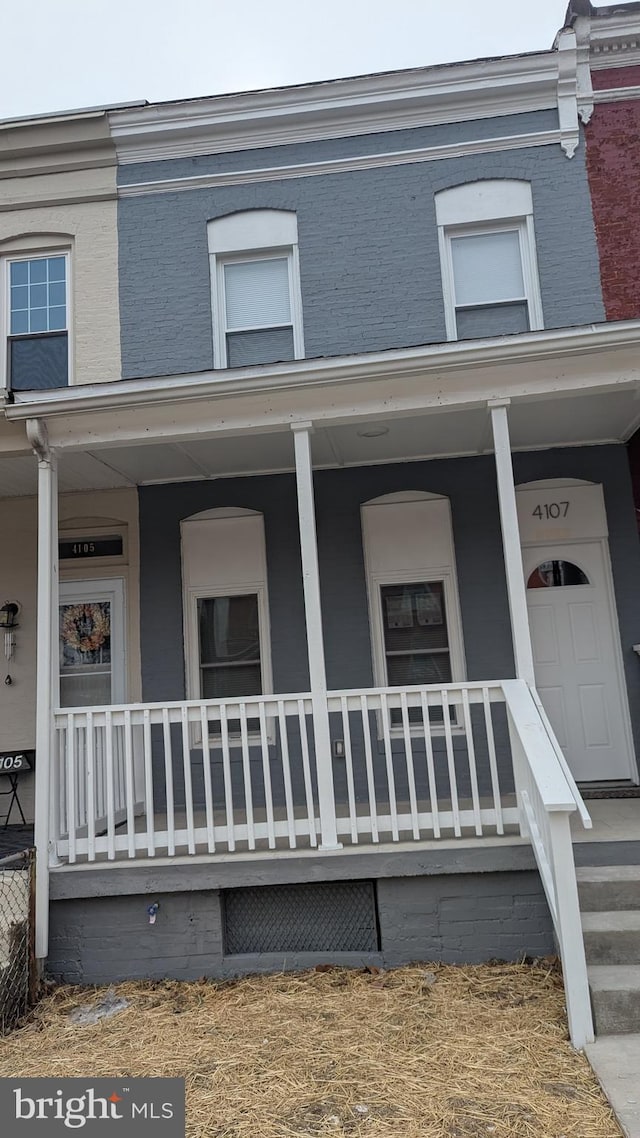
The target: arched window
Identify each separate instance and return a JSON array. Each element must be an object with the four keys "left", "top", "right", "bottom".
[
  {"left": 361, "top": 492, "right": 465, "bottom": 722},
  {"left": 434, "top": 180, "right": 543, "bottom": 342},
  {"left": 207, "top": 210, "right": 304, "bottom": 369},
  {"left": 181, "top": 508, "right": 273, "bottom": 710},
  {"left": 527, "top": 560, "right": 590, "bottom": 589}
]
